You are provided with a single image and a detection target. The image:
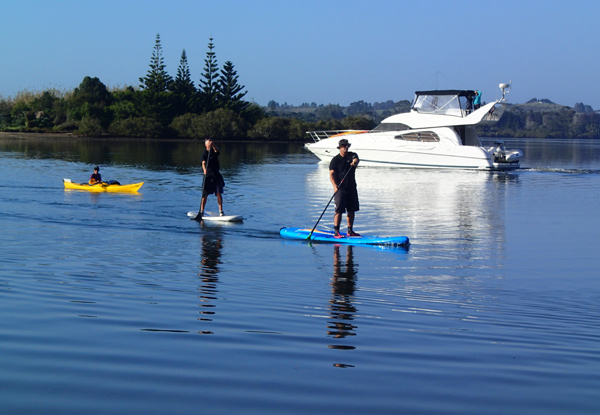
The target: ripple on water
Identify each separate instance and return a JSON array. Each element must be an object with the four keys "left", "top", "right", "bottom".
[{"left": 1, "top": 139, "right": 600, "bottom": 415}]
